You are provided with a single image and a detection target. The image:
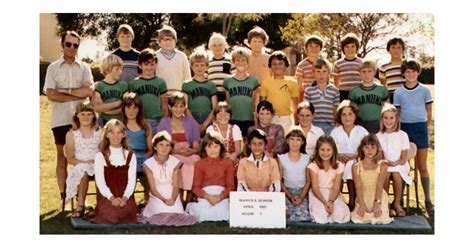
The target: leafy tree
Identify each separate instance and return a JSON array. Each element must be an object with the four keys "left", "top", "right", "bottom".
[{"left": 281, "top": 13, "right": 409, "bottom": 60}]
